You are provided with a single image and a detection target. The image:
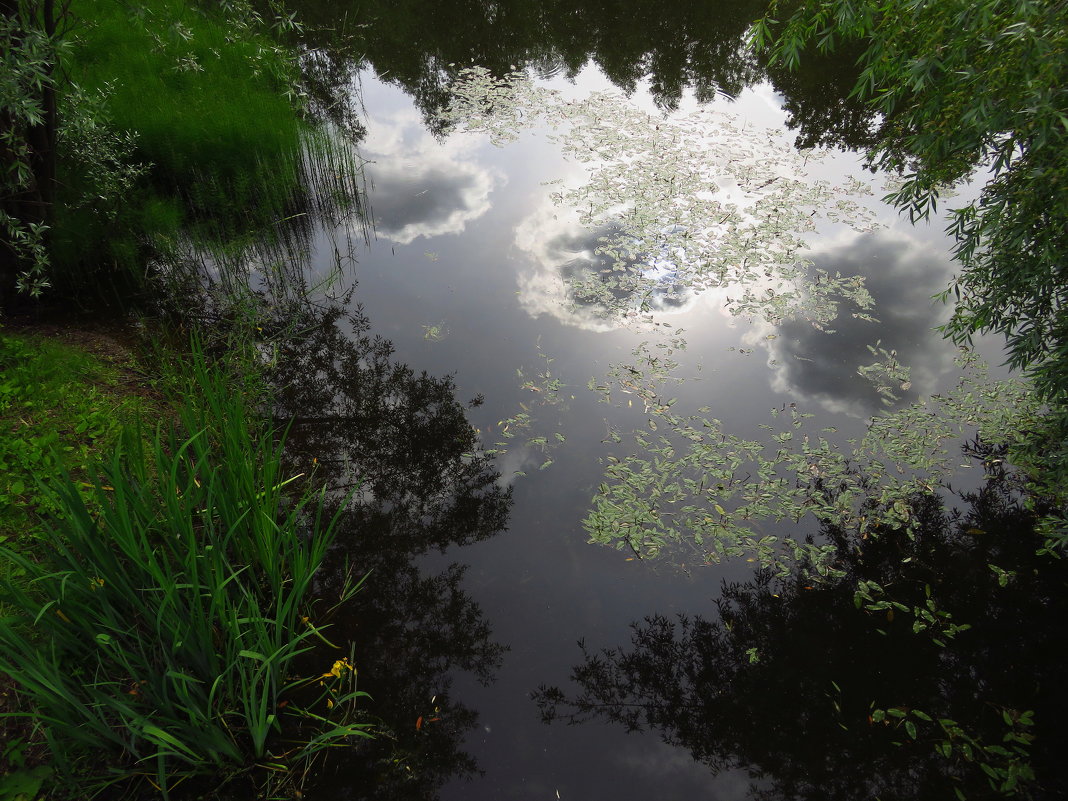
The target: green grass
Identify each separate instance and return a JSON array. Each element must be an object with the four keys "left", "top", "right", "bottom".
[
  {"left": 50, "top": 0, "right": 314, "bottom": 290},
  {"left": 0, "top": 329, "right": 155, "bottom": 799},
  {"left": 0, "top": 342, "right": 370, "bottom": 798},
  {"left": 0, "top": 331, "right": 148, "bottom": 544},
  {"left": 40, "top": 0, "right": 368, "bottom": 302},
  {"left": 70, "top": 0, "right": 302, "bottom": 187}
]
